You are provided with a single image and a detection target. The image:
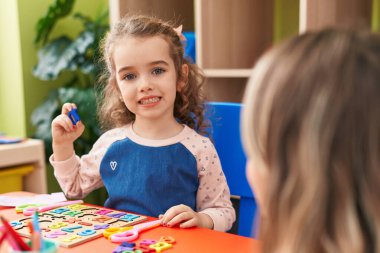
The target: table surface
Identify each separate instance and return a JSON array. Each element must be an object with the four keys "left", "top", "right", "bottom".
[{"left": 0, "top": 192, "right": 261, "bottom": 253}]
